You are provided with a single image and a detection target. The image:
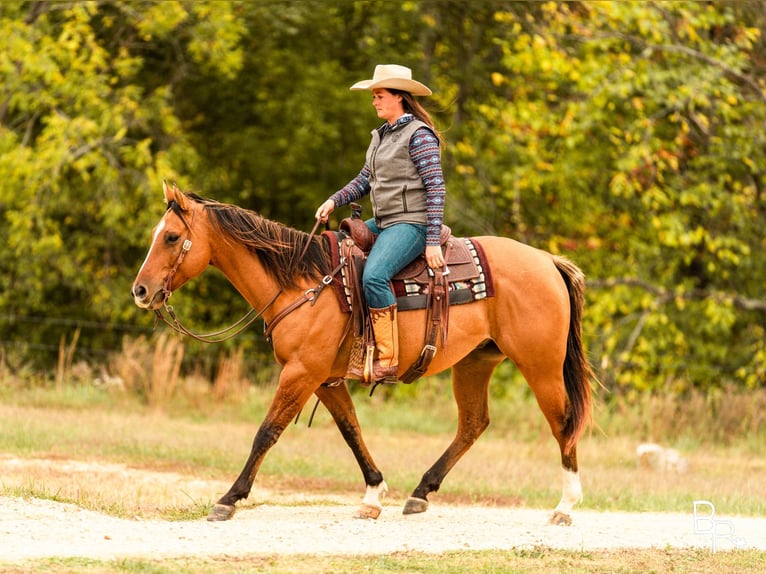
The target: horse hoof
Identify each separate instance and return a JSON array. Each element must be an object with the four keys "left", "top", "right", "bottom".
[
  {"left": 402, "top": 496, "right": 428, "bottom": 515},
  {"left": 354, "top": 503, "right": 382, "bottom": 520},
  {"left": 548, "top": 511, "right": 572, "bottom": 526},
  {"left": 207, "top": 503, "right": 236, "bottom": 521}
]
